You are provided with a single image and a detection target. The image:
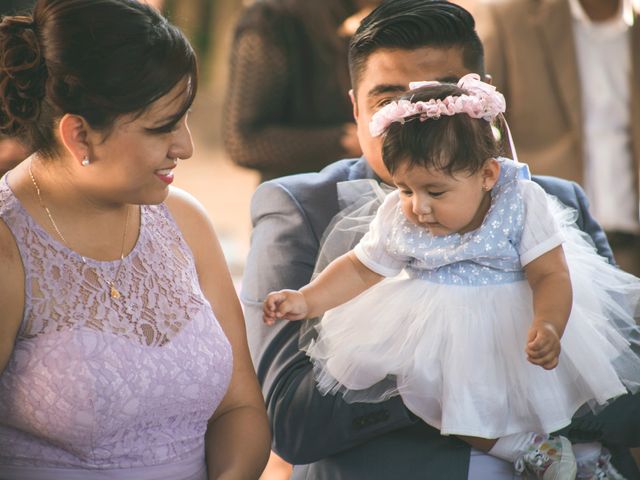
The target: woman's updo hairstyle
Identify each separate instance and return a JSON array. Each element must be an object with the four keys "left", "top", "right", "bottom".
[
  {"left": 382, "top": 83, "right": 503, "bottom": 177},
  {"left": 0, "top": 0, "right": 197, "bottom": 157},
  {"left": 0, "top": 14, "right": 45, "bottom": 139}
]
